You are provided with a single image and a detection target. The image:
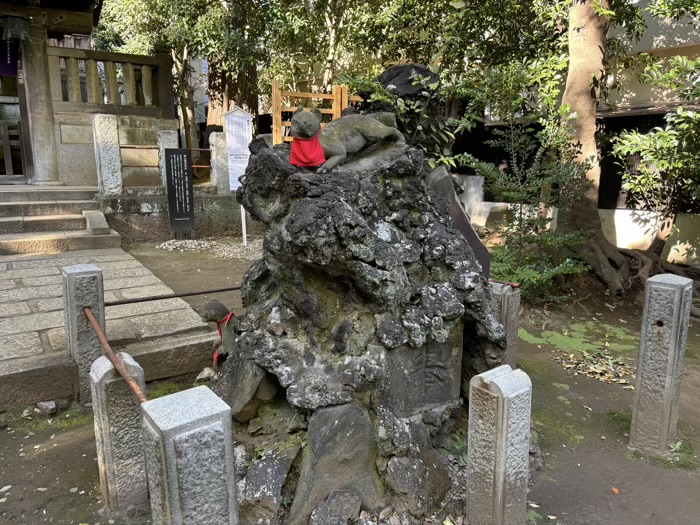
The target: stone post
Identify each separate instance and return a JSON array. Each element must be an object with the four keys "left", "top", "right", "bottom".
[
  {"left": 490, "top": 282, "right": 521, "bottom": 368},
  {"left": 158, "top": 130, "right": 179, "bottom": 187},
  {"left": 141, "top": 386, "right": 238, "bottom": 525},
  {"left": 463, "top": 175, "right": 484, "bottom": 219},
  {"left": 62, "top": 264, "right": 105, "bottom": 401},
  {"left": 91, "top": 353, "right": 148, "bottom": 512},
  {"left": 629, "top": 274, "right": 693, "bottom": 456},
  {"left": 210, "top": 131, "right": 230, "bottom": 195},
  {"left": 93, "top": 114, "right": 122, "bottom": 196},
  {"left": 467, "top": 365, "right": 531, "bottom": 525},
  {"left": 21, "top": 24, "right": 60, "bottom": 185}
]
